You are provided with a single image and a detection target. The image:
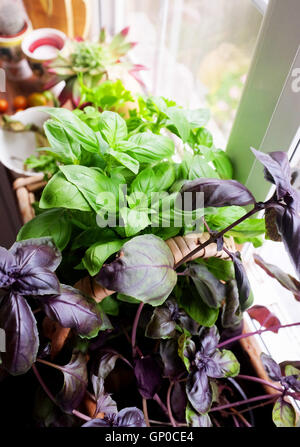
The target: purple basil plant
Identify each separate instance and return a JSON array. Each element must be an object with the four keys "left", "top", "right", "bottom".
[
  {"left": 0, "top": 237, "right": 102, "bottom": 375},
  {"left": 182, "top": 326, "right": 240, "bottom": 415},
  {"left": 82, "top": 408, "right": 146, "bottom": 428}
]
